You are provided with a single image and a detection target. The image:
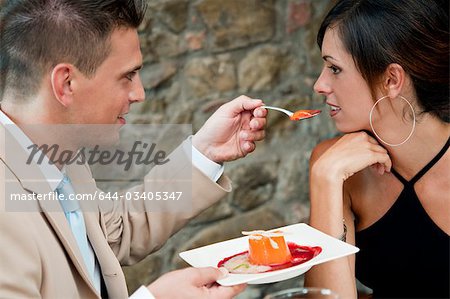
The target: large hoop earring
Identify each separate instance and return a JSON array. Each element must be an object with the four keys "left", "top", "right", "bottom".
[{"left": 369, "top": 95, "right": 416, "bottom": 147}]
